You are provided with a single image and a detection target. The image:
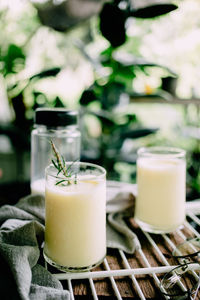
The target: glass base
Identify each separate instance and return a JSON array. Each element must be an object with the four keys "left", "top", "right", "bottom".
[
  {"left": 135, "top": 218, "right": 183, "bottom": 234},
  {"left": 43, "top": 251, "right": 106, "bottom": 273}
]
